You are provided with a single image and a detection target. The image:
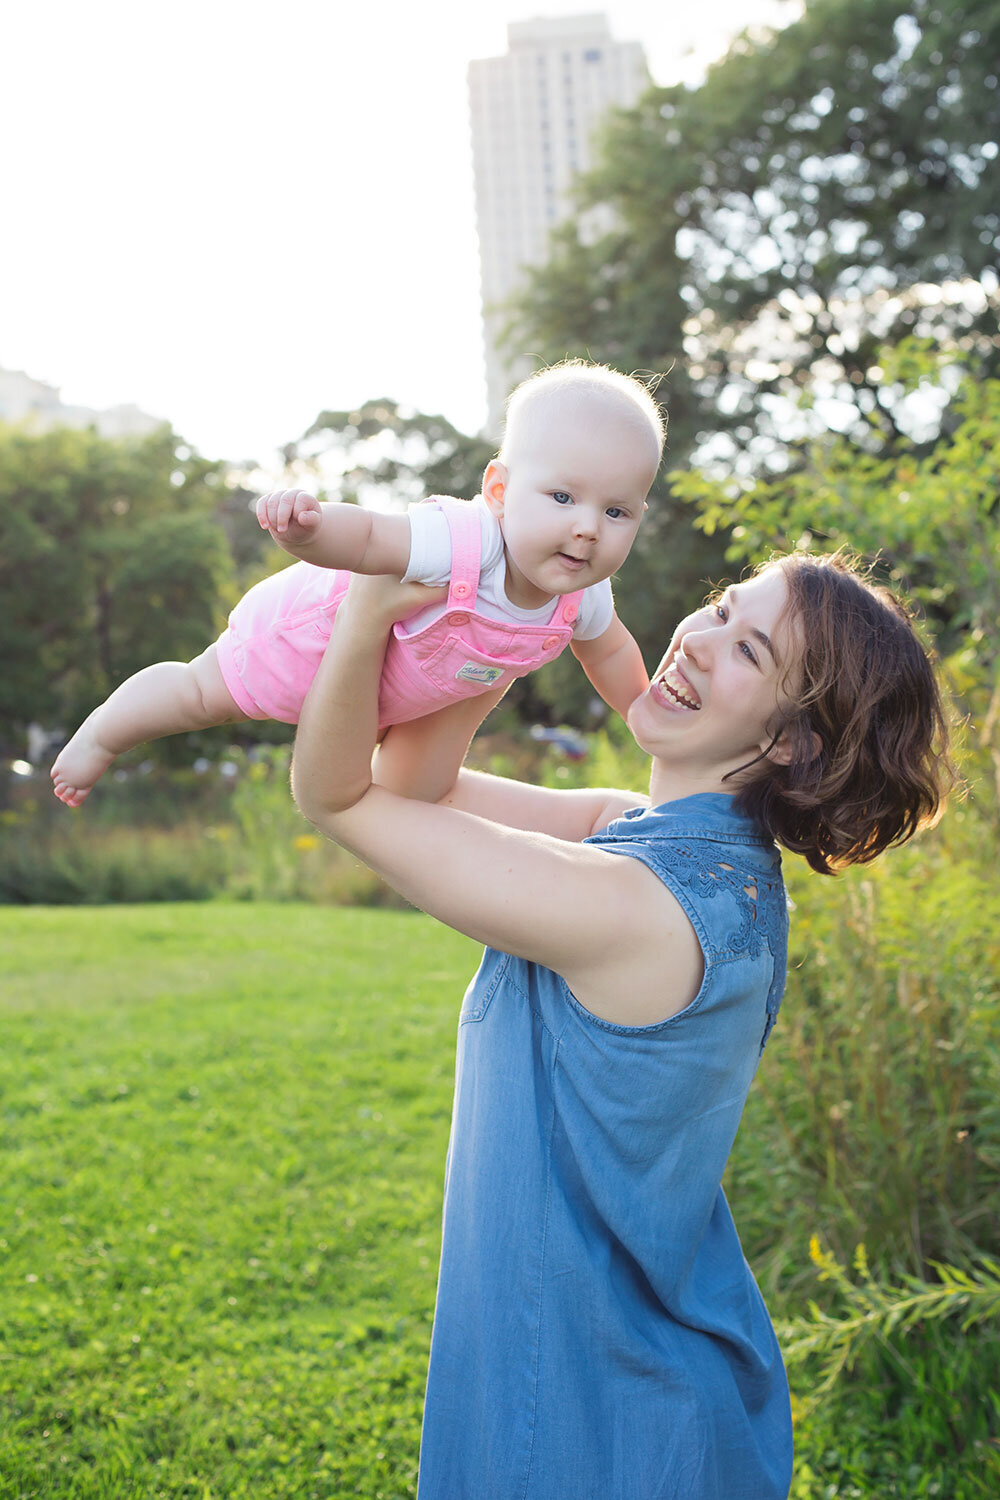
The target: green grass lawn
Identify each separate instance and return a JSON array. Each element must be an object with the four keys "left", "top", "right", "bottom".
[
  {"left": 5, "top": 900, "right": 997, "bottom": 1499},
  {"left": 1, "top": 904, "right": 481, "bottom": 1500}
]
